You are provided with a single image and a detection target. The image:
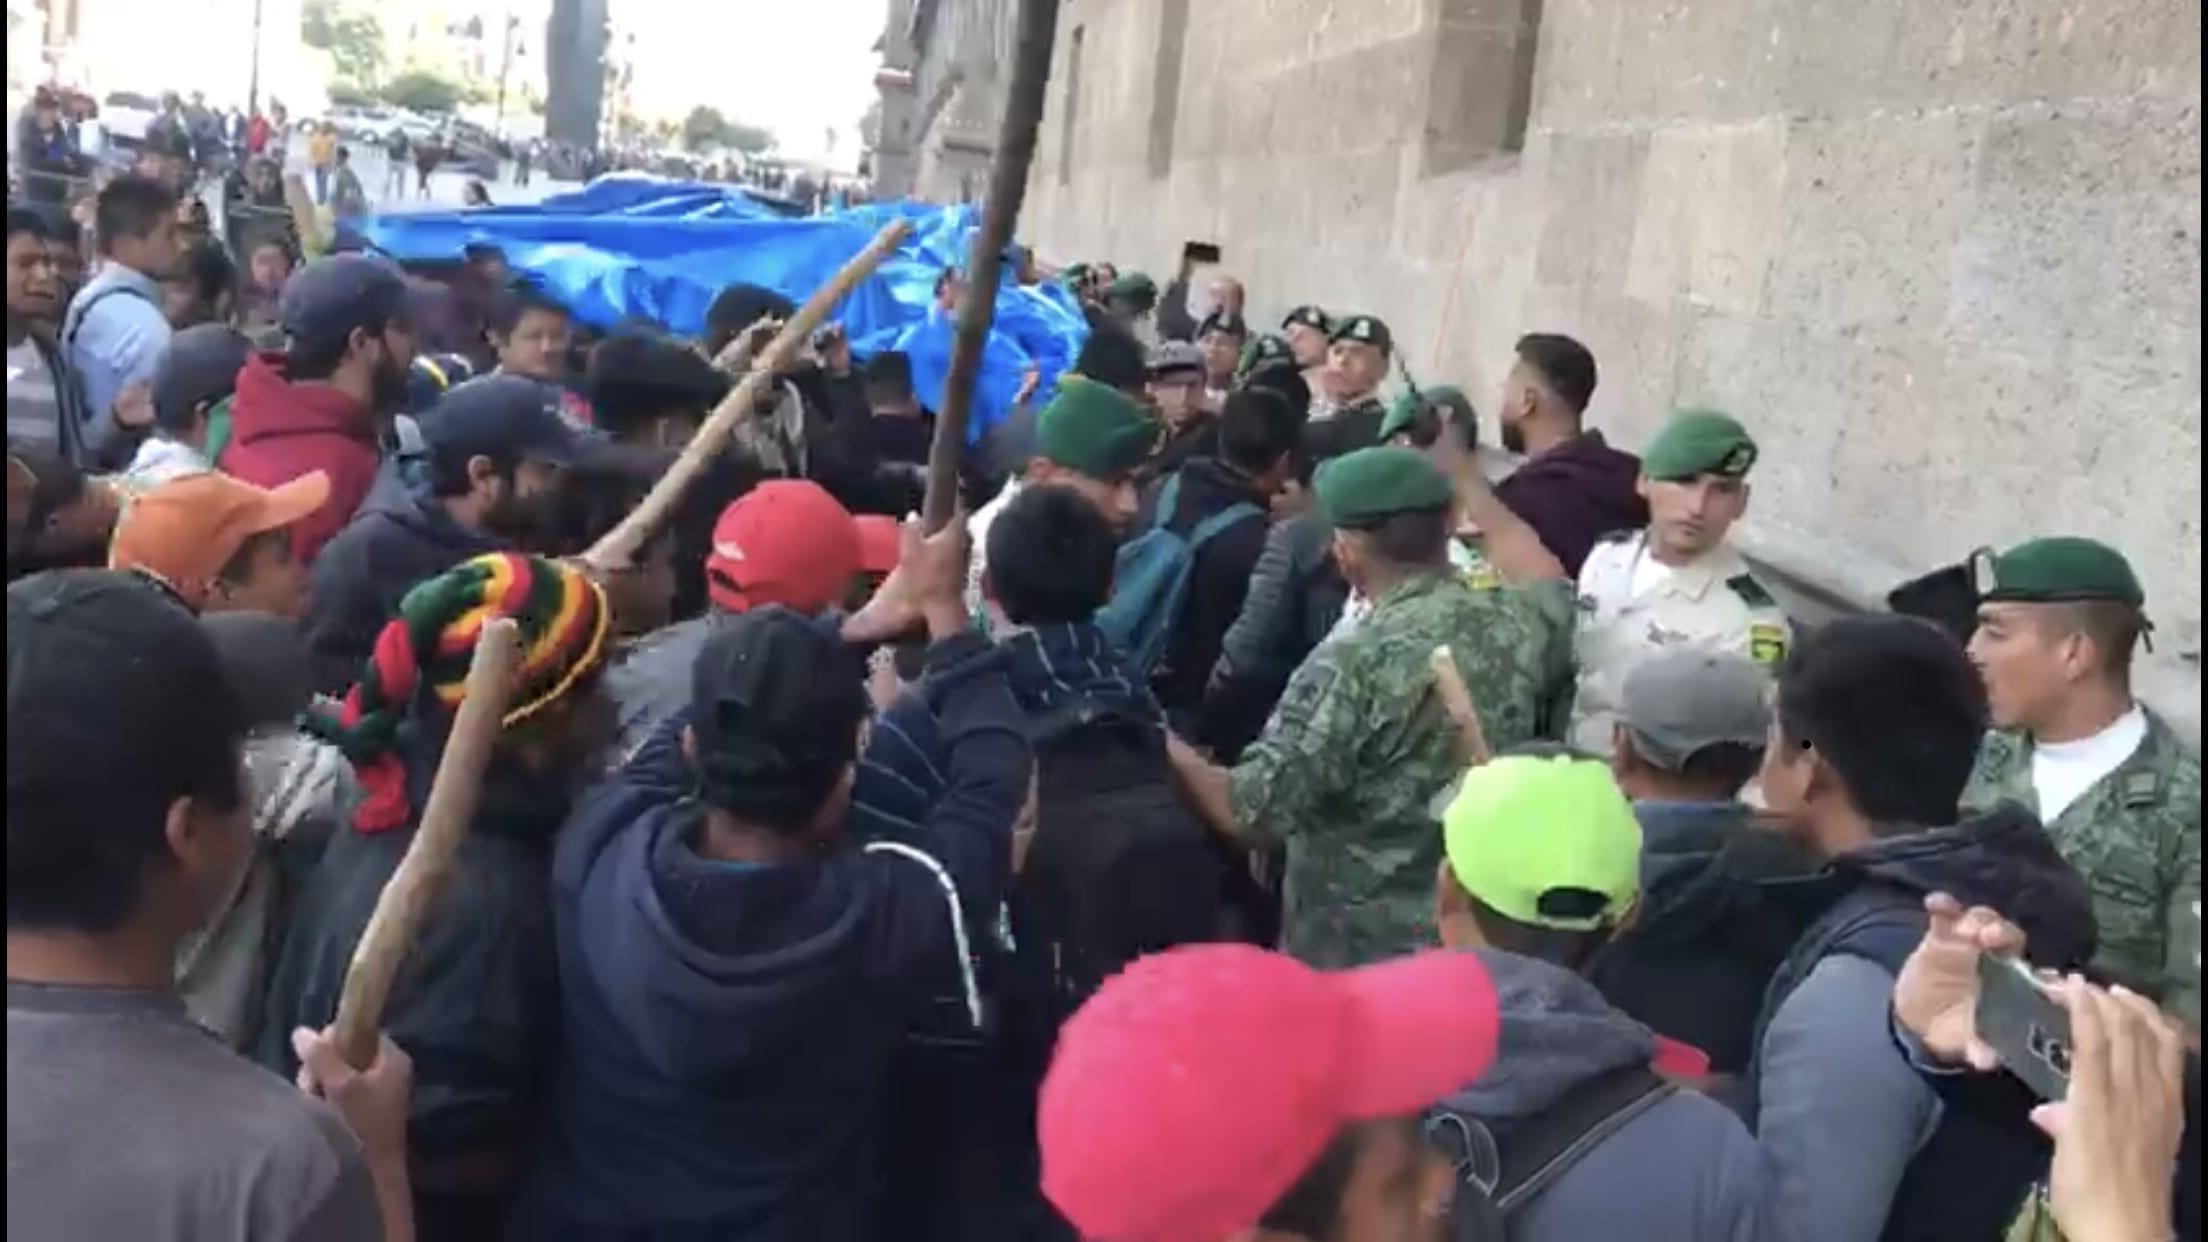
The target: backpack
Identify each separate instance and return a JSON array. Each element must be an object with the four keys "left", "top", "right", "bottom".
[
  {"left": 1427, "top": 1064, "right": 1675, "bottom": 1239},
  {"left": 1008, "top": 705, "right": 1224, "bottom": 1045},
  {"left": 1095, "top": 473, "right": 1262, "bottom": 678}
]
